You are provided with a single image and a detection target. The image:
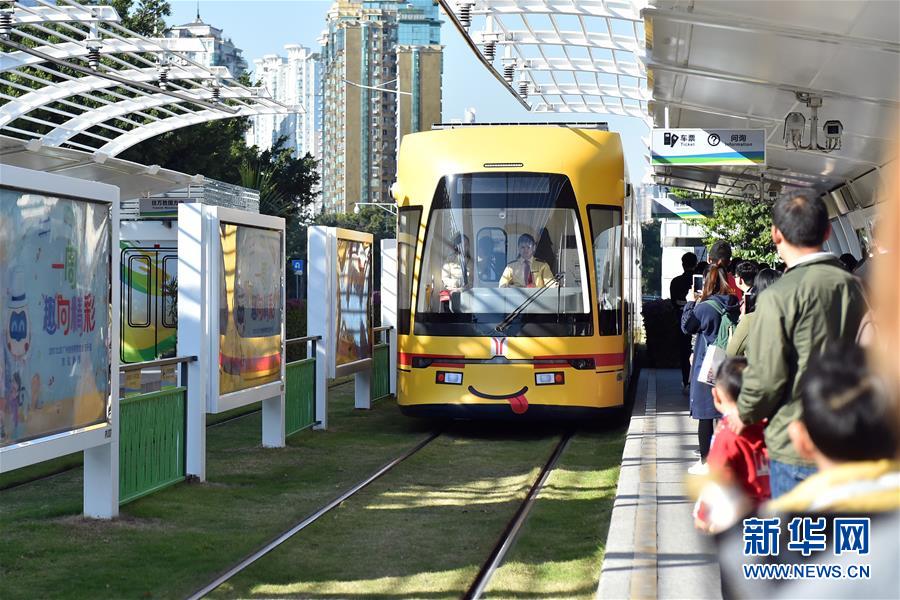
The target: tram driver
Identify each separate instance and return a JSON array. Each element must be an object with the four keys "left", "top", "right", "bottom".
[
  {"left": 499, "top": 233, "right": 557, "bottom": 288},
  {"left": 440, "top": 233, "right": 472, "bottom": 312}
]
